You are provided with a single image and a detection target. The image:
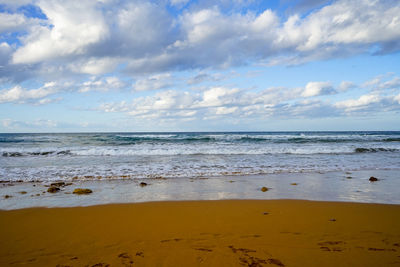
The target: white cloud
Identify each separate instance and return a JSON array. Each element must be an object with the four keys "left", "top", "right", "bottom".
[
  {"left": 395, "top": 93, "right": 400, "bottom": 104},
  {"left": 187, "top": 73, "right": 212, "bottom": 85},
  {"left": 68, "top": 57, "right": 119, "bottom": 75},
  {"left": 169, "top": 0, "right": 189, "bottom": 7},
  {"left": 336, "top": 93, "right": 380, "bottom": 108},
  {"left": 338, "top": 81, "right": 356, "bottom": 91},
  {"left": 0, "top": 82, "right": 59, "bottom": 103},
  {"left": 1, "top": 118, "right": 58, "bottom": 129},
  {"left": 0, "top": 0, "right": 33, "bottom": 8},
  {"left": 158, "top": 0, "right": 400, "bottom": 72},
  {"left": 78, "top": 76, "right": 126, "bottom": 93},
  {"left": 4, "top": 0, "right": 400, "bottom": 77},
  {"left": 302, "top": 81, "right": 335, "bottom": 97},
  {"left": 35, "top": 97, "right": 61, "bottom": 105},
  {"left": 0, "top": 42, "right": 37, "bottom": 83},
  {"left": 378, "top": 77, "right": 400, "bottom": 90},
  {"left": 12, "top": 0, "right": 108, "bottom": 64},
  {"left": 115, "top": 2, "right": 172, "bottom": 56},
  {"left": 362, "top": 76, "right": 382, "bottom": 88},
  {"left": 362, "top": 74, "right": 400, "bottom": 92},
  {"left": 215, "top": 106, "right": 238, "bottom": 115},
  {"left": 280, "top": 0, "right": 400, "bottom": 52},
  {"left": 0, "top": 12, "right": 42, "bottom": 34},
  {"left": 132, "top": 73, "right": 172, "bottom": 92},
  {"left": 0, "top": 42, "right": 12, "bottom": 65},
  {"left": 186, "top": 71, "right": 237, "bottom": 85},
  {"left": 334, "top": 93, "right": 393, "bottom": 113},
  {"left": 333, "top": 75, "right": 400, "bottom": 113},
  {"left": 117, "top": 90, "right": 198, "bottom": 118},
  {"left": 99, "top": 85, "right": 301, "bottom": 120},
  {"left": 98, "top": 74, "right": 400, "bottom": 122},
  {"left": 196, "top": 87, "right": 240, "bottom": 107}
]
